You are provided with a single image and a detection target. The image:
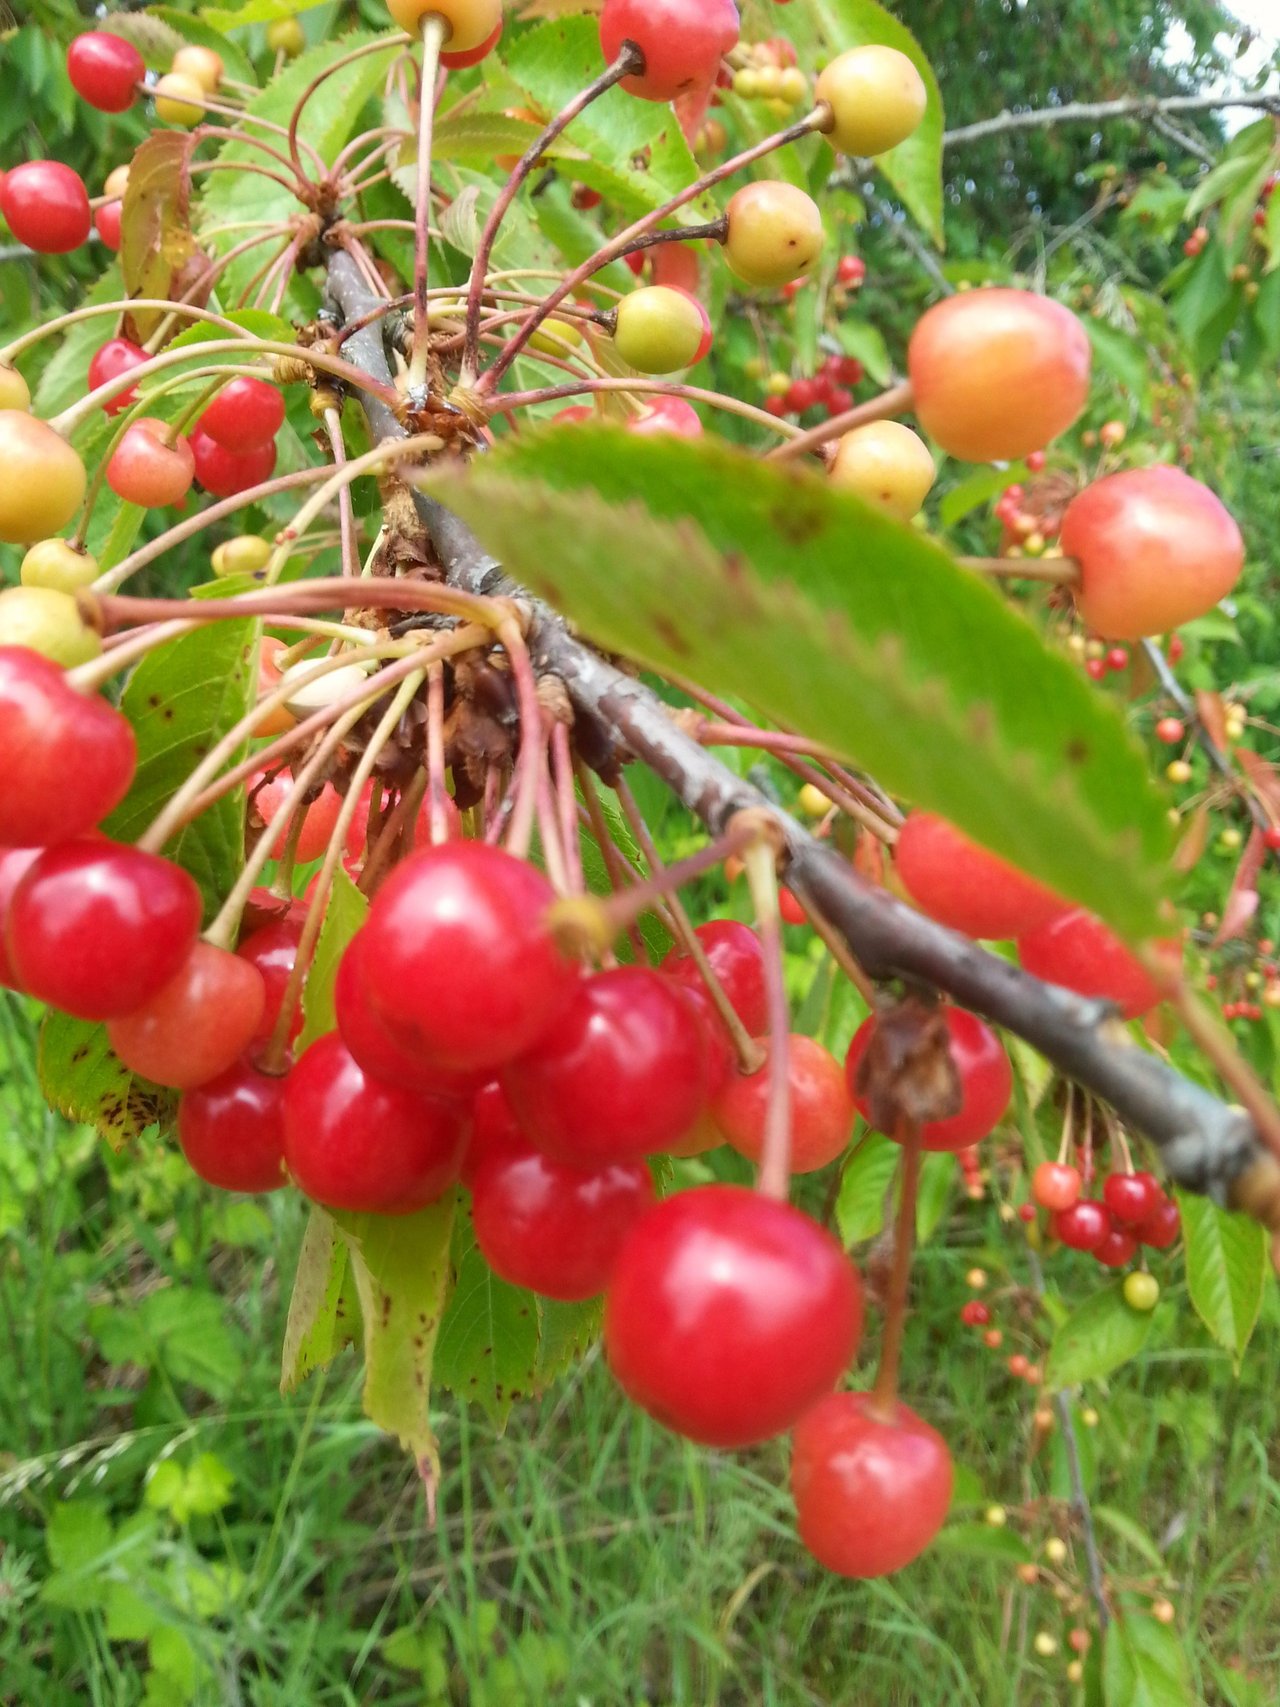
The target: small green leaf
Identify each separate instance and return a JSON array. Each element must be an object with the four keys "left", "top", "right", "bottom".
[
  {"left": 434, "top": 1208, "right": 540, "bottom": 1426},
  {"left": 425, "top": 430, "right": 1171, "bottom": 937},
  {"left": 280, "top": 1206, "right": 358, "bottom": 1394},
  {"left": 1046, "top": 1283, "right": 1154, "bottom": 1389},
  {"left": 836, "top": 1131, "right": 899, "bottom": 1245},
  {"left": 45, "top": 1500, "right": 113, "bottom": 1573},
  {"left": 916, "top": 1151, "right": 955, "bottom": 1244},
  {"left": 932, "top": 1522, "right": 1033, "bottom": 1564},
  {"left": 38, "top": 1013, "right": 175, "bottom": 1154},
  {"left": 1176, "top": 1191, "right": 1267, "bottom": 1370},
  {"left": 334, "top": 1199, "right": 457, "bottom": 1473},
  {"left": 1093, "top": 1506, "right": 1169, "bottom": 1576},
  {"left": 536, "top": 1296, "right": 603, "bottom": 1385},
  {"left": 103, "top": 620, "right": 258, "bottom": 921},
  {"left": 939, "top": 462, "right": 1031, "bottom": 529},
  {"left": 1103, "top": 1597, "right": 1194, "bottom": 1707},
  {"left": 298, "top": 869, "right": 369, "bottom": 1051}
]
